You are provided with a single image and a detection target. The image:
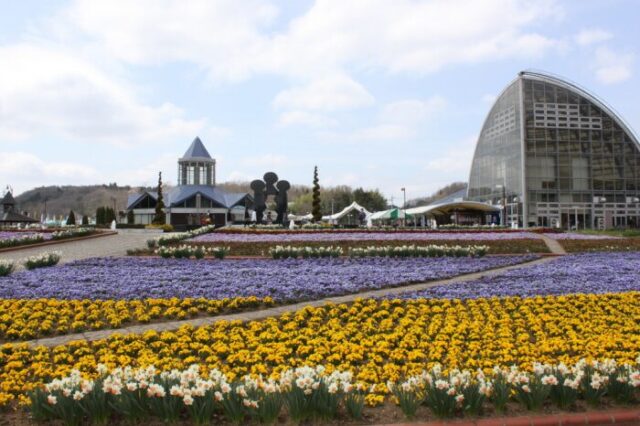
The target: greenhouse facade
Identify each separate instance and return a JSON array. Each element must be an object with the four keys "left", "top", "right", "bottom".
[{"left": 468, "top": 70, "right": 640, "bottom": 229}]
